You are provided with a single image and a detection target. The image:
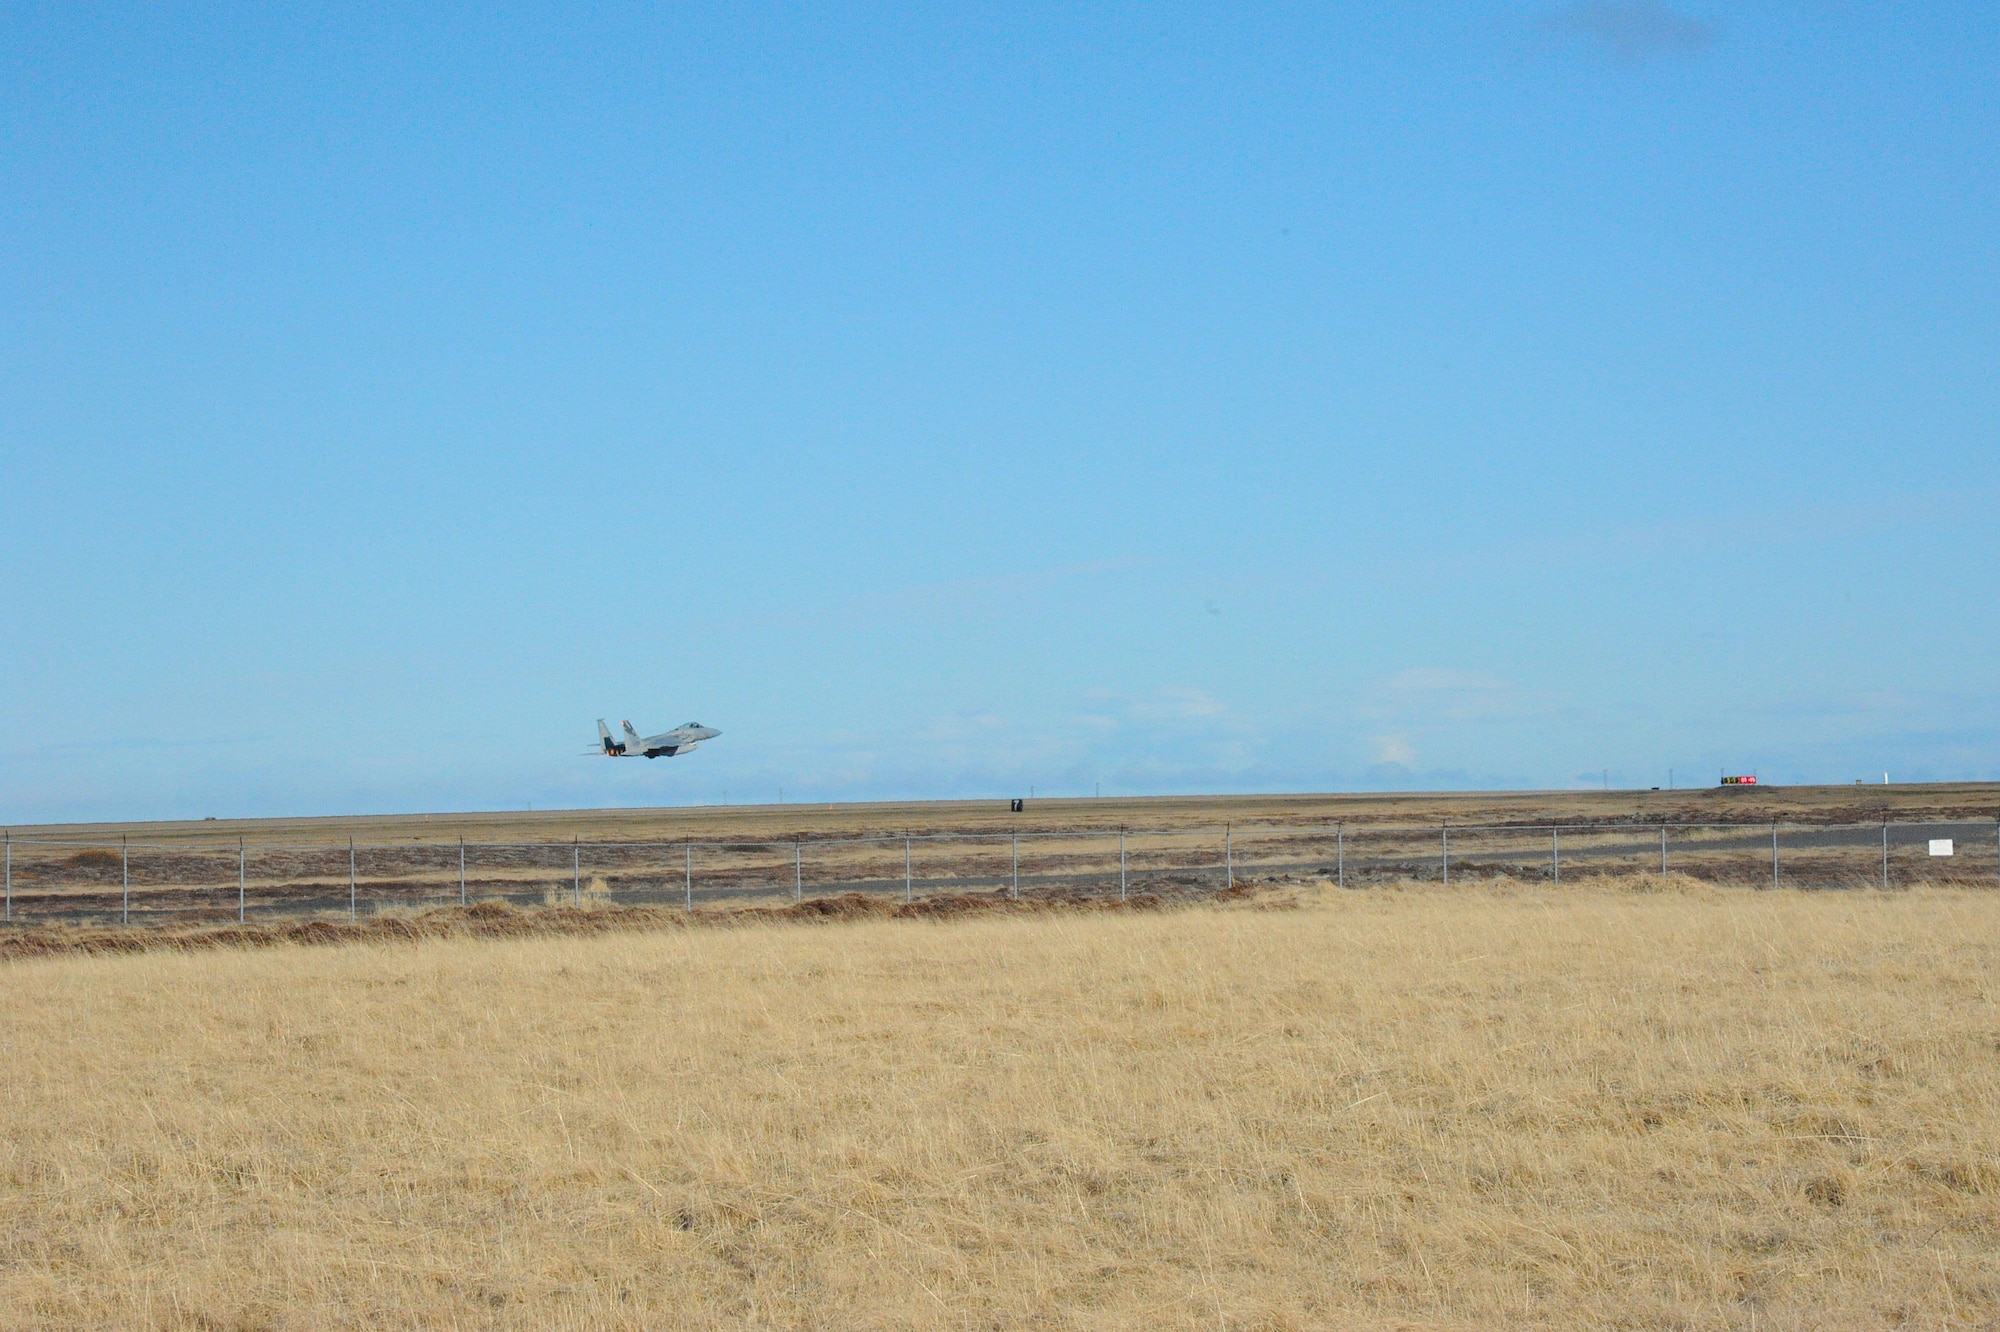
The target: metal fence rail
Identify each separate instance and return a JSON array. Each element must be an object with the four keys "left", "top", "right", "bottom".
[{"left": 1, "top": 819, "right": 1995, "bottom": 929}]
